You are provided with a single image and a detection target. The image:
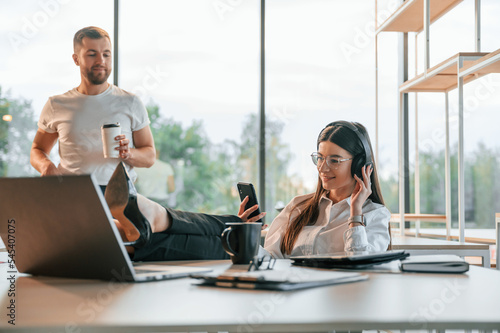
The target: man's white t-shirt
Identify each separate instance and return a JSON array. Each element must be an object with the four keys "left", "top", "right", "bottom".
[{"left": 38, "top": 84, "right": 150, "bottom": 185}]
